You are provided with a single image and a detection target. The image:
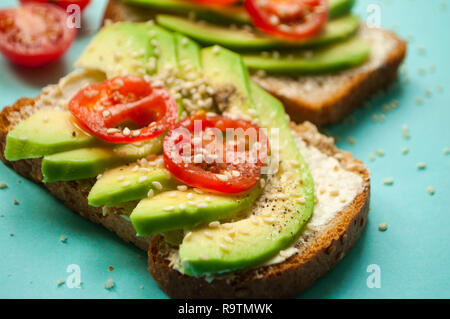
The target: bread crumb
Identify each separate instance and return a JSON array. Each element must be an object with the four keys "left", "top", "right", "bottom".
[
  {"left": 104, "top": 278, "right": 115, "bottom": 290},
  {"left": 109, "top": 266, "right": 114, "bottom": 271},
  {"left": 0, "top": 182, "right": 7, "bottom": 189},
  {"left": 427, "top": 186, "right": 435, "bottom": 195},
  {"left": 383, "top": 178, "right": 394, "bottom": 185},
  {"left": 13, "top": 199, "right": 19, "bottom": 205},
  {"left": 57, "top": 279, "right": 65, "bottom": 286},
  {"left": 378, "top": 222, "right": 388, "bottom": 231},
  {"left": 60, "top": 235, "right": 67, "bottom": 243},
  {"left": 401, "top": 147, "right": 409, "bottom": 155},
  {"left": 417, "top": 162, "right": 427, "bottom": 169}
]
